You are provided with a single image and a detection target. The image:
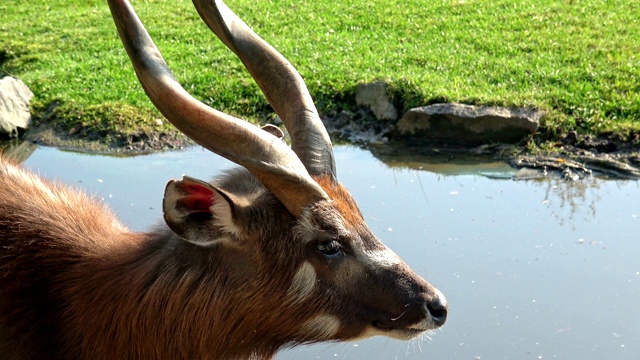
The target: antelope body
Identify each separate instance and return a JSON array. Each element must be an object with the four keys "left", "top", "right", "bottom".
[{"left": 0, "top": 0, "right": 447, "bottom": 359}]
